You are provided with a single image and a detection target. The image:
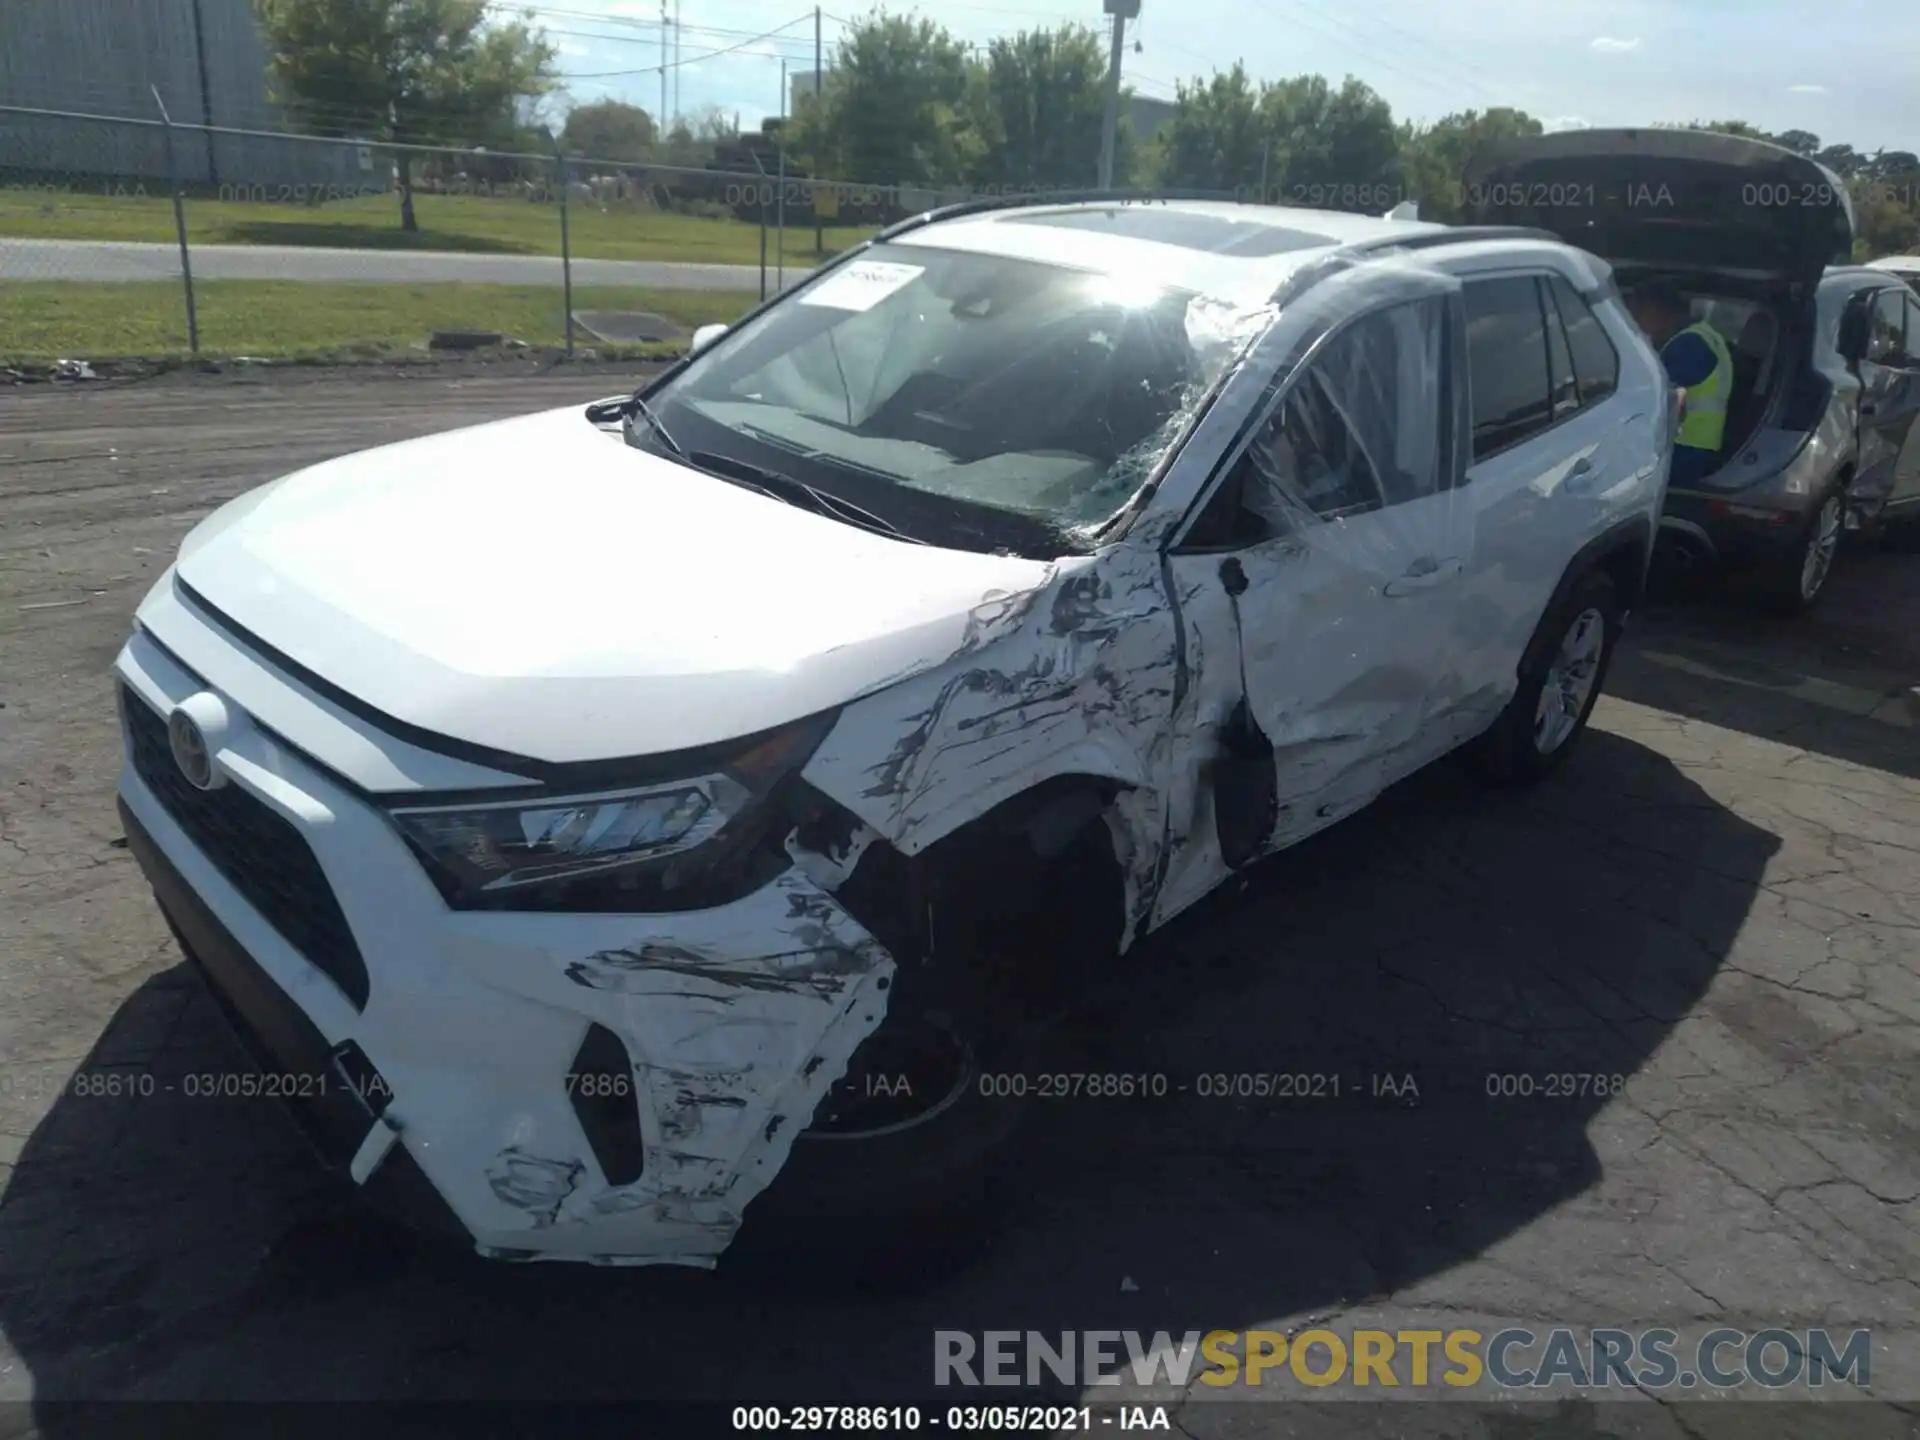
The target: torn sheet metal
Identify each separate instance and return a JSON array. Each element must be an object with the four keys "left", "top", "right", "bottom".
[
  {"left": 801, "top": 545, "right": 1183, "bottom": 950},
  {"left": 115, "top": 674, "right": 908, "bottom": 1269},
  {"left": 514, "top": 870, "right": 894, "bottom": 1257}
]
